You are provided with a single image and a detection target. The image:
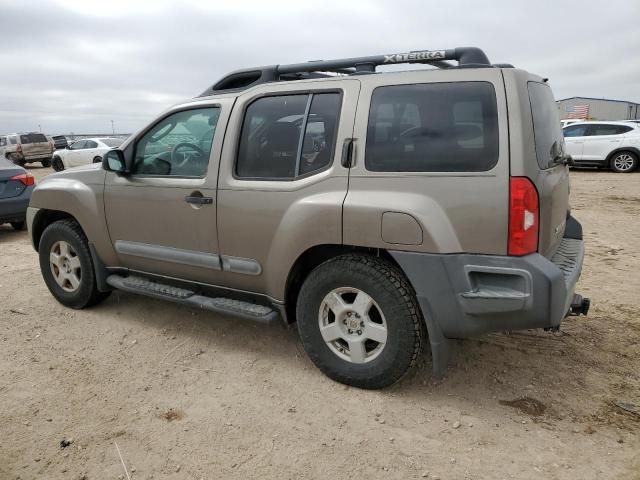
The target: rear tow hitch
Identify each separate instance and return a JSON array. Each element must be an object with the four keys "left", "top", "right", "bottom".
[{"left": 569, "top": 294, "right": 590, "bottom": 316}]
